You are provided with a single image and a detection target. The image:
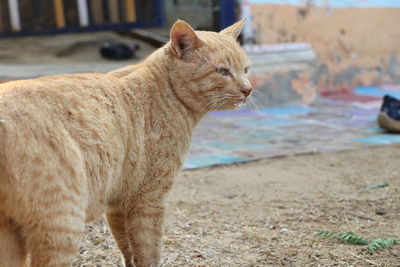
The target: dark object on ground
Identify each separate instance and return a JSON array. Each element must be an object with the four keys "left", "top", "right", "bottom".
[
  {"left": 377, "top": 95, "right": 400, "bottom": 133},
  {"left": 375, "top": 208, "right": 387, "bottom": 216},
  {"left": 99, "top": 42, "right": 140, "bottom": 60},
  {"left": 117, "top": 29, "right": 168, "bottom": 47}
]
